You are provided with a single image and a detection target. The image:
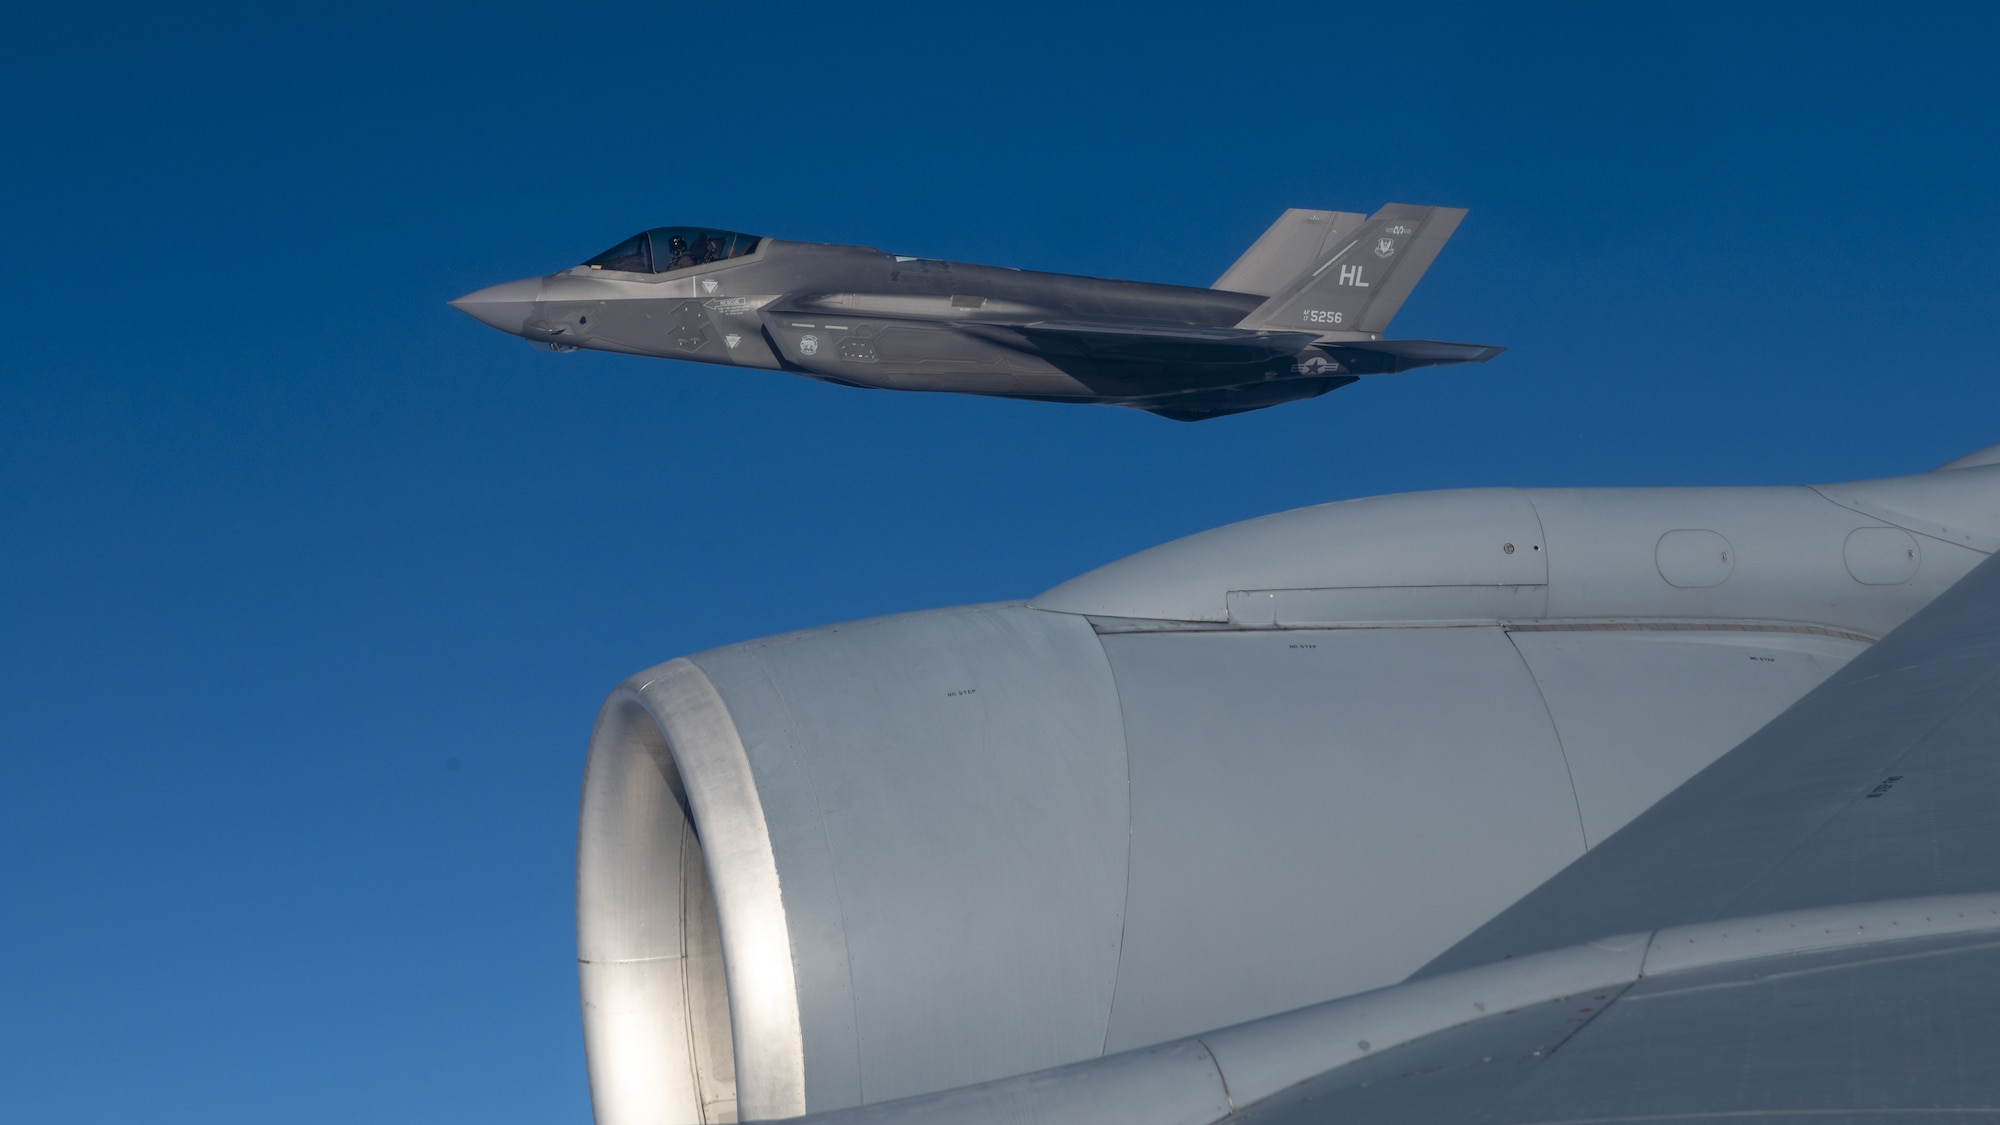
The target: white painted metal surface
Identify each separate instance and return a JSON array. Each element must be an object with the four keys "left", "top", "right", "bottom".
[
  {"left": 580, "top": 662, "right": 805, "bottom": 1124},
  {"left": 578, "top": 693, "right": 728, "bottom": 1125},
  {"left": 790, "top": 893, "right": 2000, "bottom": 1125},
  {"left": 1030, "top": 488, "right": 1550, "bottom": 623},
  {"left": 1097, "top": 625, "right": 1582, "bottom": 1051},
  {"left": 1031, "top": 468, "right": 2000, "bottom": 635},
  {"left": 678, "top": 606, "right": 1132, "bottom": 1109},
  {"left": 1506, "top": 629, "right": 1862, "bottom": 846},
  {"left": 1653, "top": 528, "right": 1733, "bottom": 587},
  {"left": 579, "top": 462, "right": 1999, "bottom": 1122},
  {"left": 1844, "top": 525, "right": 1922, "bottom": 584}
]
